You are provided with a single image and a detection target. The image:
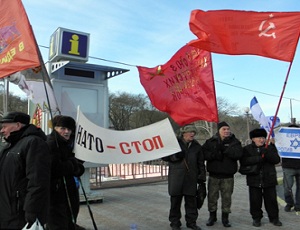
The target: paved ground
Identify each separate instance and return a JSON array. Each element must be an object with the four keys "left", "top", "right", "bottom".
[{"left": 77, "top": 167, "right": 300, "bottom": 230}]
